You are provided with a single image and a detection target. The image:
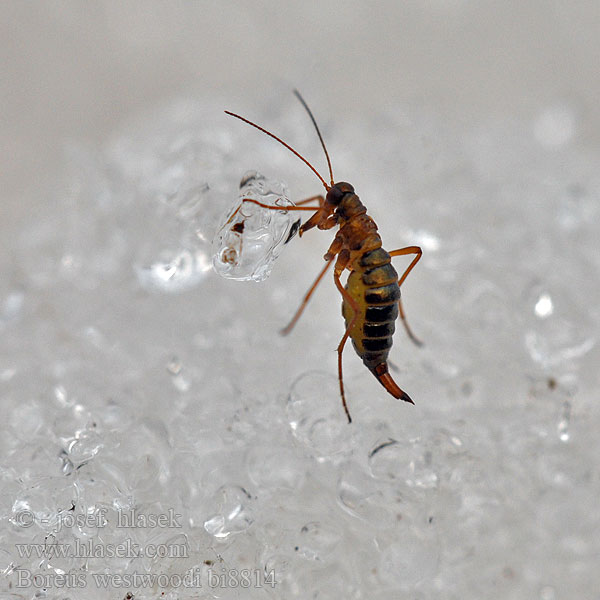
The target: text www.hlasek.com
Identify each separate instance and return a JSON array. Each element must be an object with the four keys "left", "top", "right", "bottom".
[
  {"left": 15, "top": 538, "right": 187, "bottom": 560},
  {"left": 16, "top": 568, "right": 277, "bottom": 589}
]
